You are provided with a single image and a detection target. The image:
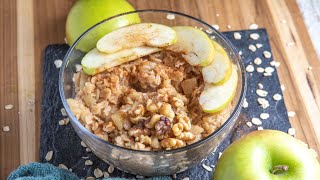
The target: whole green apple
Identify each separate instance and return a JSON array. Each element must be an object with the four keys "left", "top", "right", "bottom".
[
  {"left": 214, "top": 130, "right": 320, "bottom": 180},
  {"left": 66, "top": 0, "right": 140, "bottom": 52}
]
